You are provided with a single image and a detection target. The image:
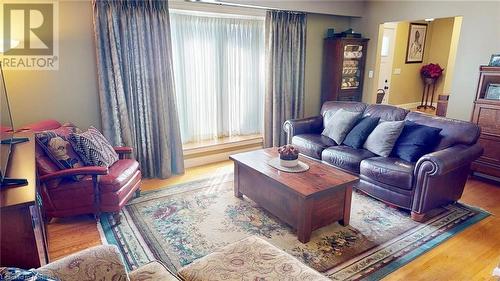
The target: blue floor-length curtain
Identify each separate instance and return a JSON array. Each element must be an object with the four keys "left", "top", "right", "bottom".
[
  {"left": 264, "top": 11, "right": 307, "bottom": 147},
  {"left": 93, "top": 0, "right": 184, "bottom": 178}
]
